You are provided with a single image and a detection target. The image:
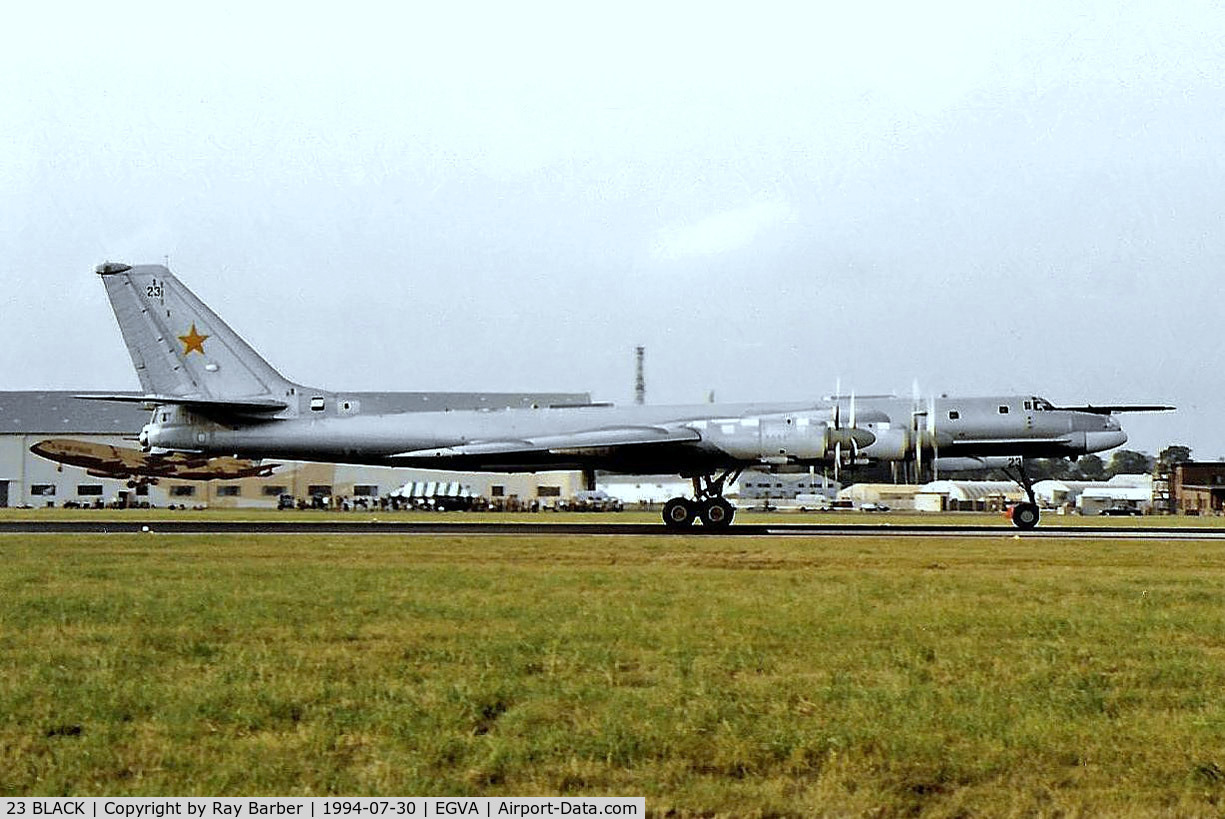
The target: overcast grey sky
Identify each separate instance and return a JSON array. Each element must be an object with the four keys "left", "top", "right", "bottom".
[{"left": 2, "top": 1, "right": 1221, "bottom": 457}]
